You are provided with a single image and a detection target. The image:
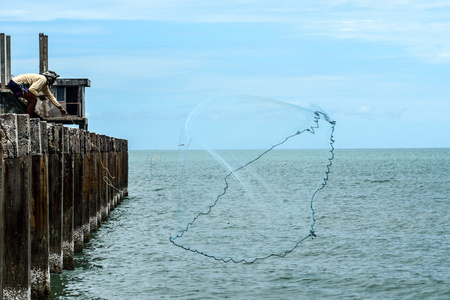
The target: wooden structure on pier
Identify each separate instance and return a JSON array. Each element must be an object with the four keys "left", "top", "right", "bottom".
[
  {"left": 0, "top": 33, "right": 128, "bottom": 299},
  {"left": 0, "top": 113, "right": 128, "bottom": 299},
  {"left": 0, "top": 33, "right": 89, "bottom": 130}
]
